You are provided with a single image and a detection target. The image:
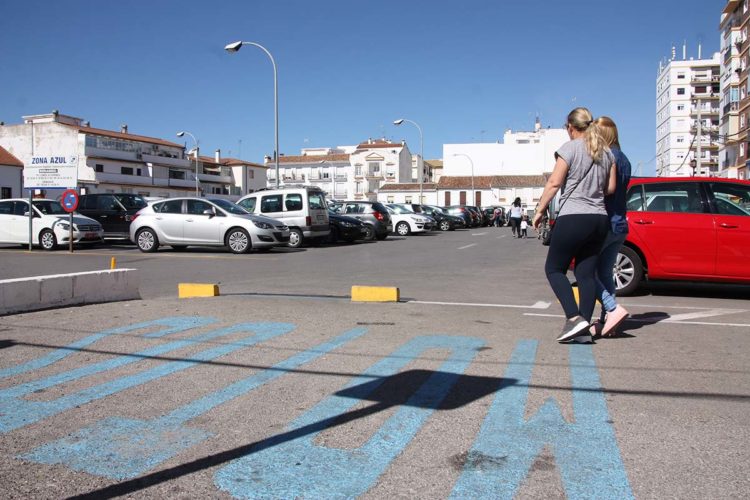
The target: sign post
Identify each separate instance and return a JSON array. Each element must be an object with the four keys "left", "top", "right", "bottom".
[
  {"left": 61, "top": 189, "right": 79, "bottom": 253},
  {"left": 23, "top": 155, "right": 78, "bottom": 251}
]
